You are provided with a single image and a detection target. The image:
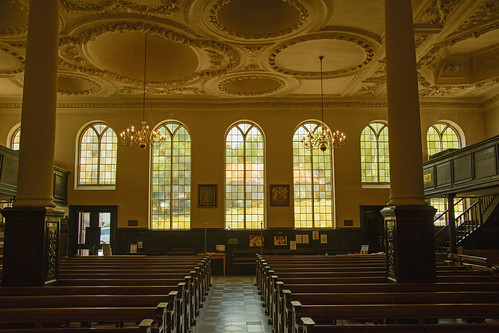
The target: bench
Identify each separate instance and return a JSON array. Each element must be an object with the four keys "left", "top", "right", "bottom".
[
  {"left": 292, "top": 303, "right": 499, "bottom": 333},
  {"left": 0, "top": 305, "right": 167, "bottom": 332}
]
